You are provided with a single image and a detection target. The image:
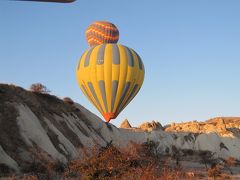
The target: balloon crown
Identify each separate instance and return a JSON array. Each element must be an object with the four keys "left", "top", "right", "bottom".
[{"left": 85, "top": 21, "right": 119, "bottom": 47}]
